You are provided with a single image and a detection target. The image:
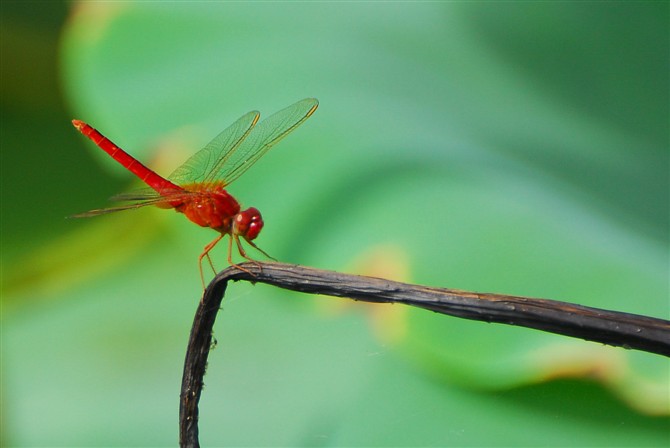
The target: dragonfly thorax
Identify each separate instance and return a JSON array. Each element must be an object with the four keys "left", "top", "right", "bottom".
[{"left": 176, "top": 184, "right": 241, "bottom": 233}]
